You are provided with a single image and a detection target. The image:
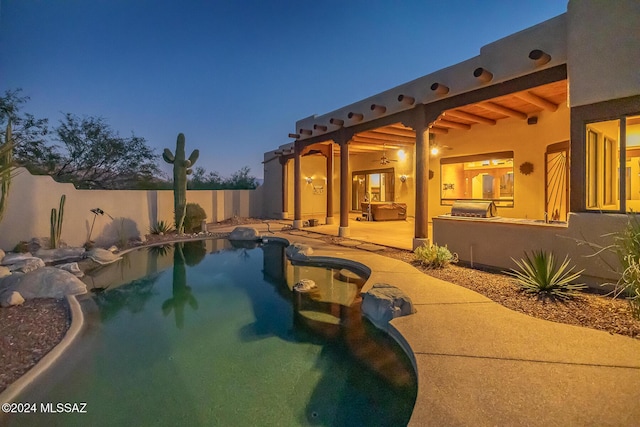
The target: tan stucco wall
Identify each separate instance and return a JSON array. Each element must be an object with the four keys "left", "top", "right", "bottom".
[
  {"left": 428, "top": 102, "right": 570, "bottom": 221},
  {"left": 567, "top": 0, "right": 640, "bottom": 107},
  {"left": 433, "top": 212, "right": 627, "bottom": 288},
  {"left": 0, "top": 168, "right": 261, "bottom": 250}
]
